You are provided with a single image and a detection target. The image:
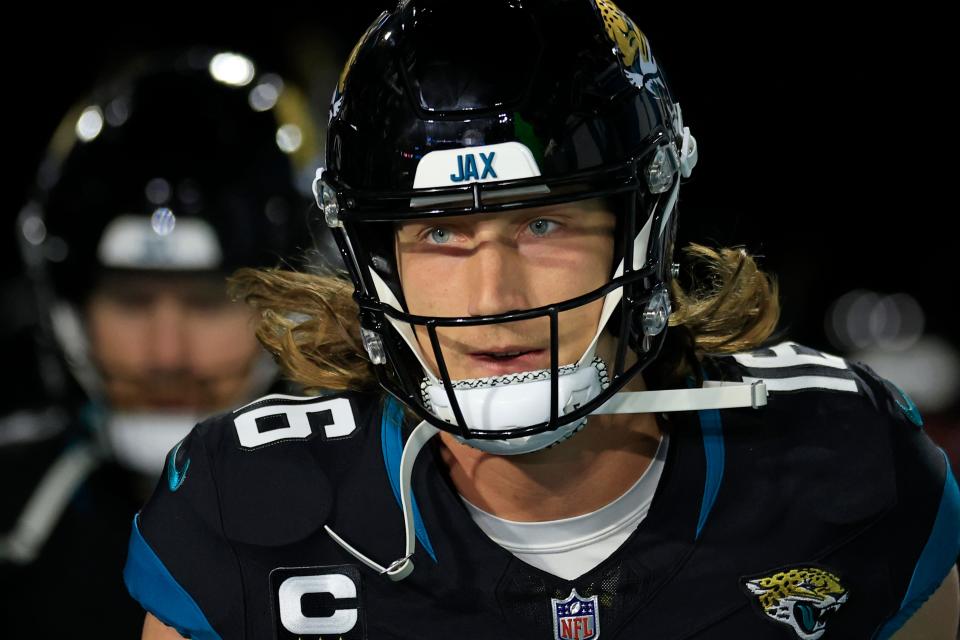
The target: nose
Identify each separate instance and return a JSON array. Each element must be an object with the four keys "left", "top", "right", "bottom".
[
  {"left": 466, "top": 237, "right": 532, "bottom": 317},
  {"left": 147, "top": 295, "right": 189, "bottom": 371}
]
